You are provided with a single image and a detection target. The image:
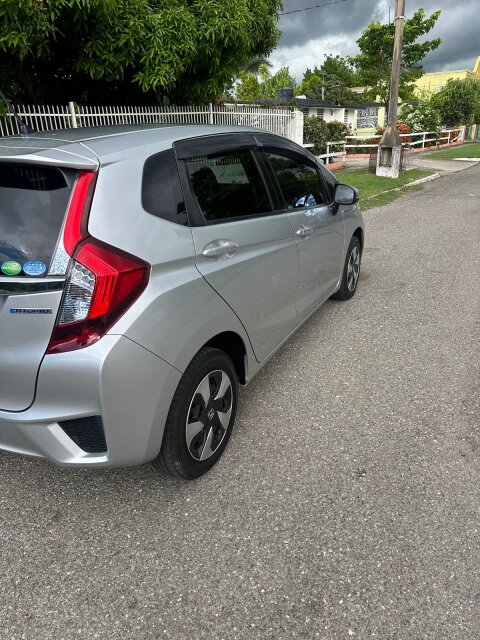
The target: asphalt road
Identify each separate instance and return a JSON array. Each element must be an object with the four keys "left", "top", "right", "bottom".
[{"left": 1, "top": 165, "right": 479, "bottom": 640}]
